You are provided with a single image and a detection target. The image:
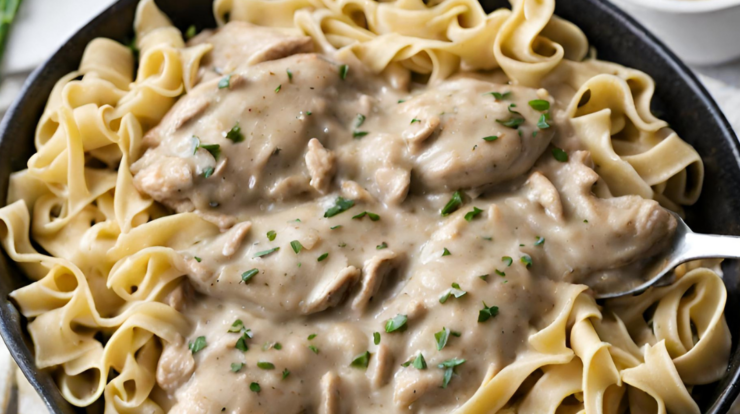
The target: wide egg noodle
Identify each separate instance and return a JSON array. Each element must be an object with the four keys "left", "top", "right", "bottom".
[{"left": 0, "top": 0, "right": 729, "bottom": 412}]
